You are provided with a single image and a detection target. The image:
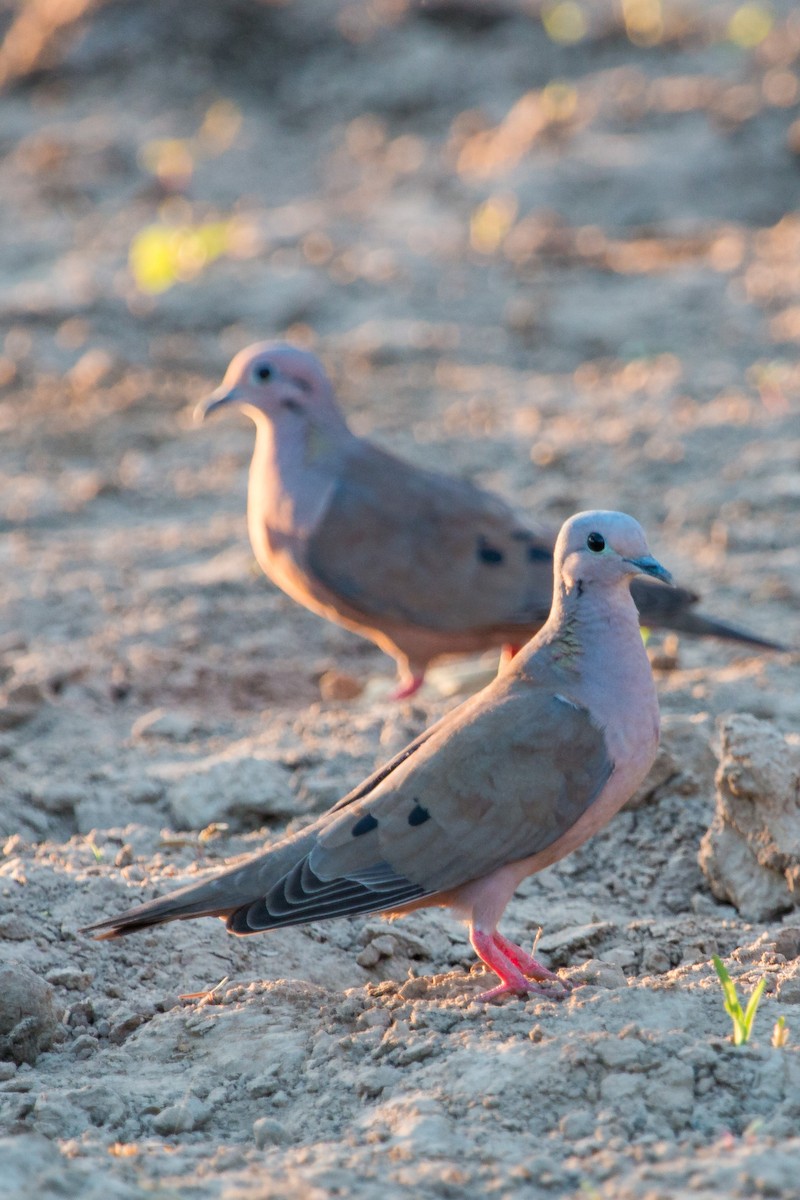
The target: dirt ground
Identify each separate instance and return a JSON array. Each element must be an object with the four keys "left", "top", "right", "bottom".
[{"left": 1, "top": 1, "right": 800, "bottom": 1196}]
